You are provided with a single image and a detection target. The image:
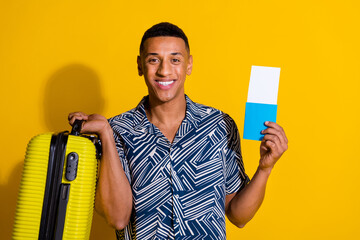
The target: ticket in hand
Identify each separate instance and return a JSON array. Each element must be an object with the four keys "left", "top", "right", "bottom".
[{"left": 243, "top": 65, "right": 281, "bottom": 141}]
